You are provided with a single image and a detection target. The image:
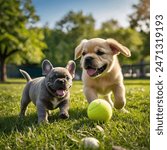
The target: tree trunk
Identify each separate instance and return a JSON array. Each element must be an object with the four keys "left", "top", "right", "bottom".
[{"left": 0, "top": 58, "right": 7, "bottom": 82}]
